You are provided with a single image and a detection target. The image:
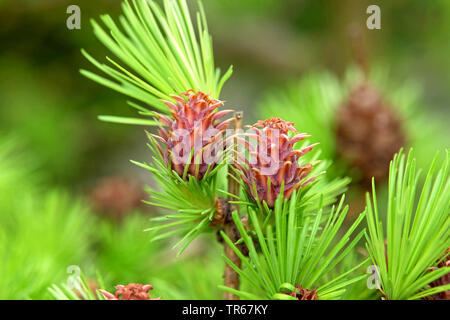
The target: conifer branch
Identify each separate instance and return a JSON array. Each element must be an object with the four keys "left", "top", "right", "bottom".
[
  {"left": 82, "top": 0, "right": 232, "bottom": 125},
  {"left": 223, "top": 111, "right": 244, "bottom": 300},
  {"left": 365, "top": 149, "right": 450, "bottom": 300}
]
